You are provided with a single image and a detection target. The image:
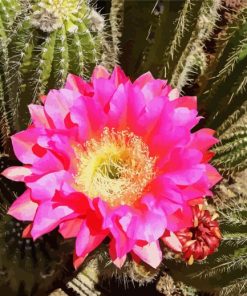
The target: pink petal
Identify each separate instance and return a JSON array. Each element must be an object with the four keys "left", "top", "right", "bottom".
[
  {"left": 109, "top": 216, "right": 136, "bottom": 259},
  {"left": 92, "top": 65, "right": 110, "bottom": 80},
  {"left": 28, "top": 104, "right": 50, "bottom": 128},
  {"left": 174, "top": 96, "right": 197, "bottom": 110},
  {"left": 141, "top": 79, "right": 168, "bottom": 103},
  {"left": 123, "top": 205, "right": 166, "bottom": 243},
  {"left": 205, "top": 164, "right": 222, "bottom": 187},
  {"left": 11, "top": 128, "right": 44, "bottom": 164},
  {"left": 162, "top": 231, "right": 182, "bottom": 252},
  {"left": 22, "top": 223, "right": 33, "bottom": 238},
  {"left": 65, "top": 74, "right": 93, "bottom": 96},
  {"left": 189, "top": 128, "right": 218, "bottom": 152},
  {"left": 113, "top": 255, "right": 127, "bottom": 268},
  {"left": 44, "top": 89, "right": 81, "bottom": 129},
  {"left": 166, "top": 205, "right": 193, "bottom": 231},
  {"left": 75, "top": 221, "right": 106, "bottom": 257},
  {"left": 2, "top": 166, "right": 32, "bottom": 181},
  {"left": 133, "top": 72, "right": 154, "bottom": 88},
  {"left": 162, "top": 148, "right": 205, "bottom": 185},
  {"left": 59, "top": 218, "right": 84, "bottom": 238},
  {"left": 8, "top": 189, "right": 38, "bottom": 221},
  {"left": 92, "top": 78, "right": 116, "bottom": 109},
  {"left": 27, "top": 170, "right": 72, "bottom": 202},
  {"left": 133, "top": 241, "right": 162, "bottom": 268},
  {"left": 110, "top": 66, "right": 129, "bottom": 86},
  {"left": 70, "top": 96, "right": 106, "bottom": 141},
  {"left": 173, "top": 107, "right": 198, "bottom": 128},
  {"left": 168, "top": 88, "right": 180, "bottom": 100},
  {"left": 108, "top": 82, "right": 146, "bottom": 131},
  {"left": 31, "top": 202, "right": 75, "bottom": 240},
  {"left": 73, "top": 252, "right": 87, "bottom": 270}
]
